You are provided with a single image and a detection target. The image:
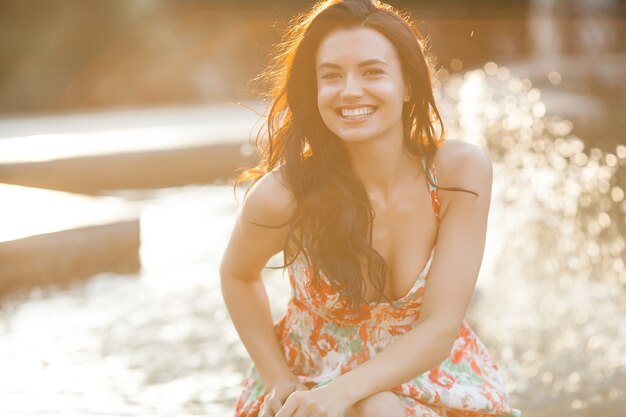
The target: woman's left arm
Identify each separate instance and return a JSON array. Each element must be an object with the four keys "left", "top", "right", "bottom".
[{"left": 330, "top": 143, "right": 494, "bottom": 403}]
